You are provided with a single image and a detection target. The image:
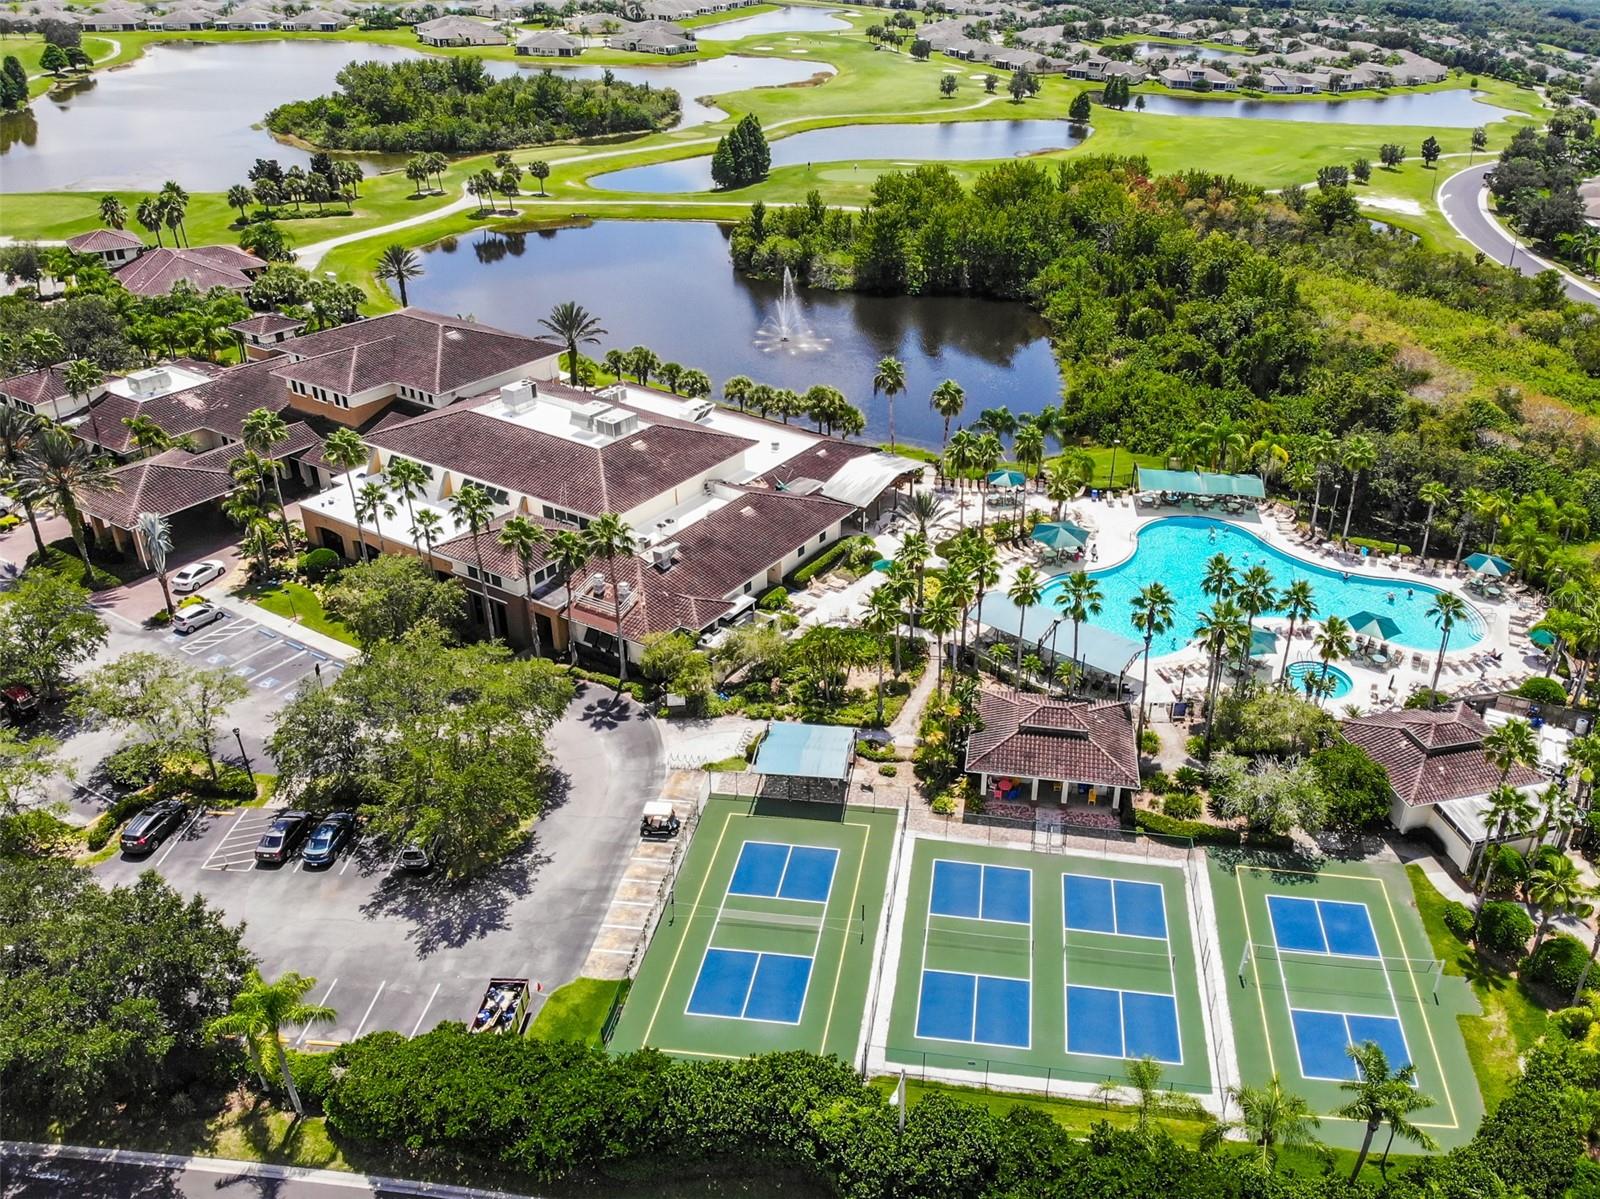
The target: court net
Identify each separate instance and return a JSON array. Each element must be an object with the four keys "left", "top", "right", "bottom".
[{"left": 1239, "top": 941, "right": 1444, "bottom": 1001}]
